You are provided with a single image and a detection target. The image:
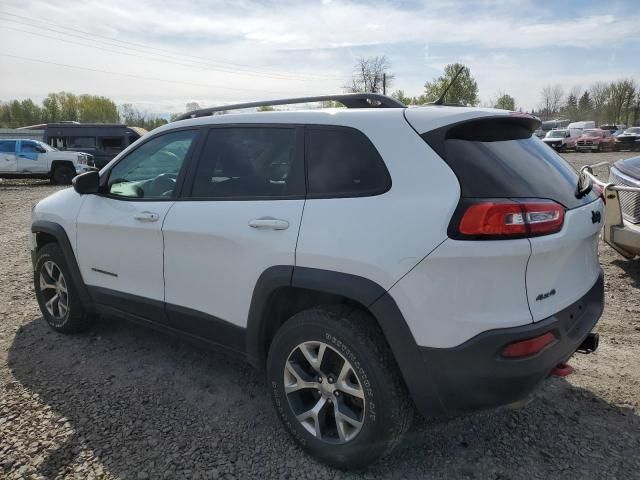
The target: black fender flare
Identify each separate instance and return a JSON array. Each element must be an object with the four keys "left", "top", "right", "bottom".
[
  {"left": 246, "top": 265, "right": 445, "bottom": 415},
  {"left": 31, "top": 220, "right": 92, "bottom": 304}
]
